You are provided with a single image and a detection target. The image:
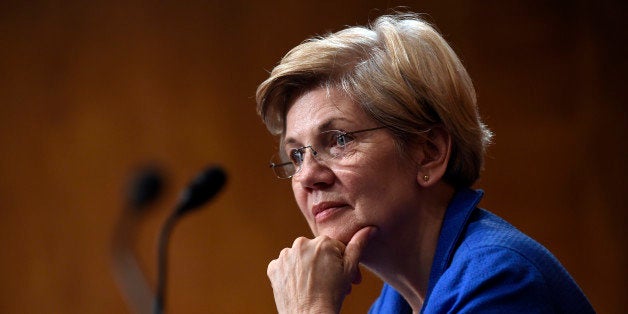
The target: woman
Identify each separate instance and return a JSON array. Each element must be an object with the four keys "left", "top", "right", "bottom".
[{"left": 256, "top": 13, "right": 594, "bottom": 313}]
